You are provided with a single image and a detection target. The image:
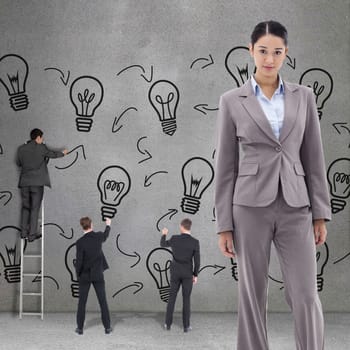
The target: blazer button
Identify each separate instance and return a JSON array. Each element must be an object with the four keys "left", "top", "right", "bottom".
[{"left": 275, "top": 146, "right": 282, "bottom": 152}]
